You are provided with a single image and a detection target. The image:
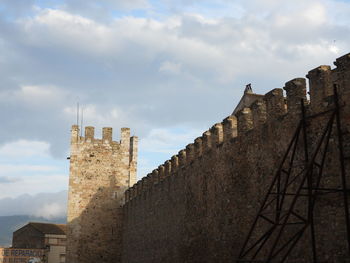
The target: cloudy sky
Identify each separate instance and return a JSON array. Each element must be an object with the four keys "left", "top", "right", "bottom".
[{"left": 0, "top": 0, "right": 349, "bottom": 219}]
